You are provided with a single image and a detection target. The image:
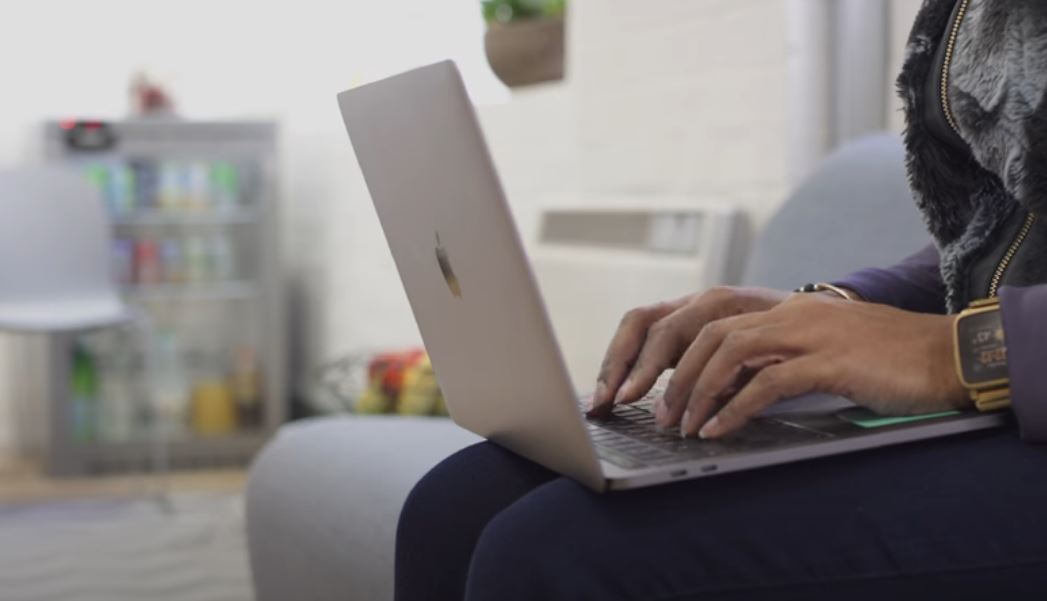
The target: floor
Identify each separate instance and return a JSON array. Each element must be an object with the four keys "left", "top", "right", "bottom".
[
  {"left": 0, "top": 454, "right": 247, "bottom": 505},
  {"left": 0, "top": 455, "right": 255, "bottom": 601}
]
